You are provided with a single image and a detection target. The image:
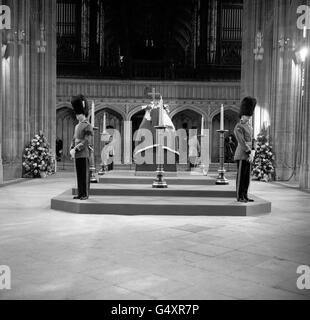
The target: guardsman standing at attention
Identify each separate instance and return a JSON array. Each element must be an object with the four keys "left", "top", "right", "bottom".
[
  {"left": 70, "top": 95, "right": 94, "bottom": 200},
  {"left": 234, "top": 97, "right": 257, "bottom": 203}
]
